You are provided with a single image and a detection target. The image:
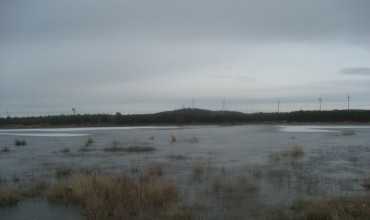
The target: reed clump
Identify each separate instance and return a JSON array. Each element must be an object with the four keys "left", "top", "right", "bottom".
[
  {"left": 46, "top": 171, "right": 185, "bottom": 220},
  {"left": 270, "top": 145, "right": 304, "bottom": 162},
  {"left": 104, "top": 143, "right": 156, "bottom": 153},
  {"left": 14, "top": 139, "right": 27, "bottom": 146},
  {"left": 290, "top": 197, "right": 370, "bottom": 220},
  {"left": 0, "top": 186, "right": 21, "bottom": 207}
]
